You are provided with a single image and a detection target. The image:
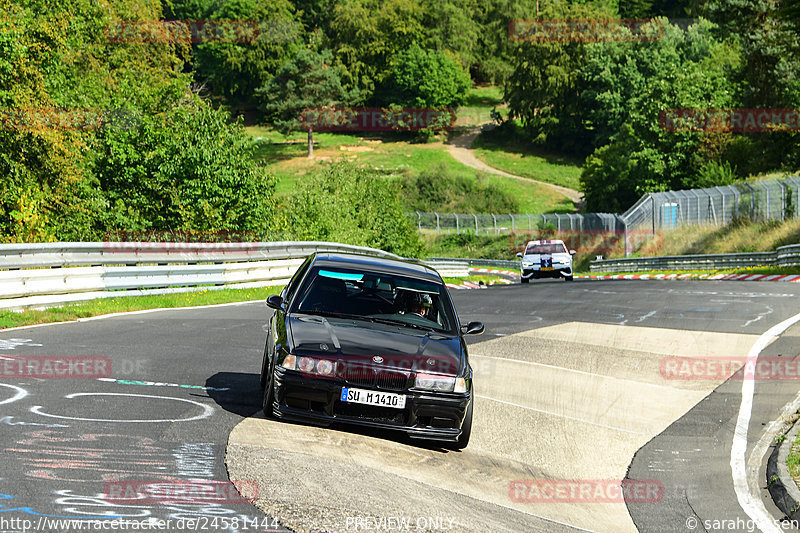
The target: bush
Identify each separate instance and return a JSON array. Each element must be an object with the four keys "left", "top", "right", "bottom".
[
  {"left": 401, "top": 163, "right": 519, "bottom": 213},
  {"left": 93, "top": 101, "right": 278, "bottom": 235},
  {"left": 285, "top": 161, "right": 424, "bottom": 257}
]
